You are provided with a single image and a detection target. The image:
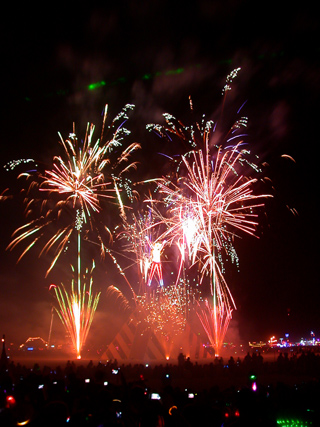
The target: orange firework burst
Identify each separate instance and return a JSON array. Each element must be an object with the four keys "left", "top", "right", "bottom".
[{"left": 7, "top": 103, "right": 140, "bottom": 276}]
